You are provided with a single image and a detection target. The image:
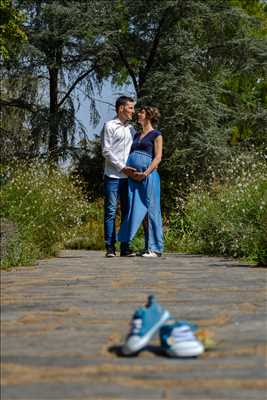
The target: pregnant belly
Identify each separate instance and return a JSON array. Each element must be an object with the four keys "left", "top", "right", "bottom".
[{"left": 127, "top": 151, "right": 151, "bottom": 172}]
